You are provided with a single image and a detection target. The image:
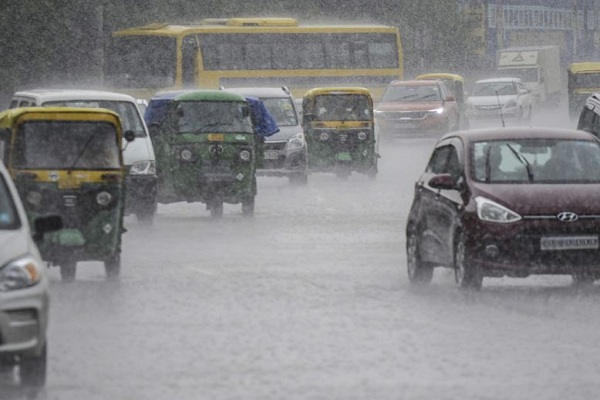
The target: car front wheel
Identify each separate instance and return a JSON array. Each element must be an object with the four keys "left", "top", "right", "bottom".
[
  {"left": 454, "top": 232, "right": 482, "bottom": 290},
  {"left": 19, "top": 342, "right": 47, "bottom": 388},
  {"left": 406, "top": 233, "right": 433, "bottom": 285}
]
